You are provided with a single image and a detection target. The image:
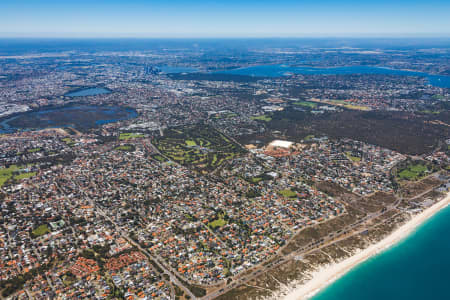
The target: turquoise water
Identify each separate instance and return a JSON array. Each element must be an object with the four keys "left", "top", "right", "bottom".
[
  {"left": 312, "top": 204, "right": 450, "bottom": 300},
  {"left": 65, "top": 87, "right": 111, "bottom": 97},
  {"left": 216, "top": 65, "right": 450, "bottom": 88}
]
